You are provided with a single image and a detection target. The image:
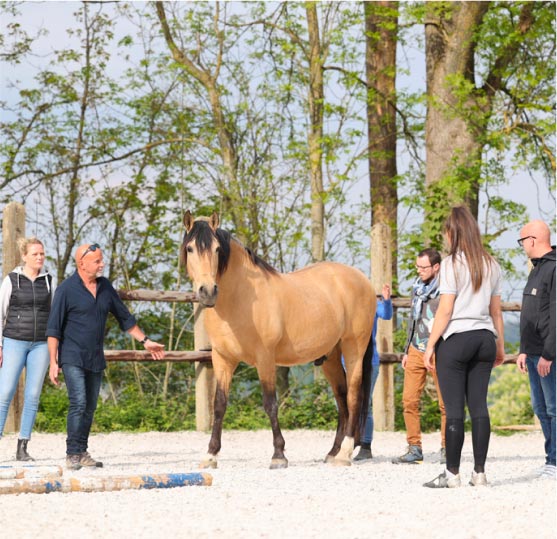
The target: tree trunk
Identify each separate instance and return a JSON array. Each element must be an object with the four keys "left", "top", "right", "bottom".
[
  {"left": 365, "top": 1, "right": 399, "bottom": 280},
  {"left": 306, "top": 3, "right": 325, "bottom": 263},
  {"left": 424, "top": 1, "right": 489, "bottom": 224}
]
